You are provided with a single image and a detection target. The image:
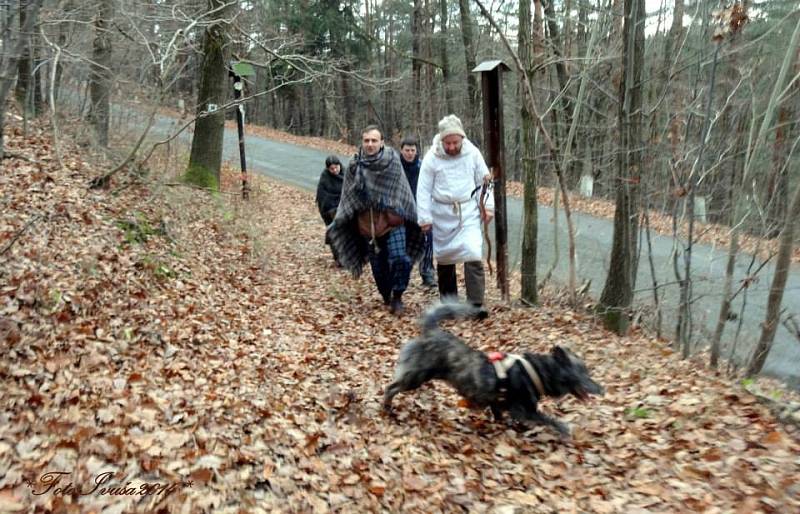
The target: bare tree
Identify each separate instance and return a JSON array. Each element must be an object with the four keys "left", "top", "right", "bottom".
[
  {"left": 1, "top": 0, "right": 43, "bottom": 160},
  {"left": 439, "top": 0, "right": 453, "bottom": 114},
  {"left": 519, "top": 0, "right": 538, "bottom": 305},
  {"left": 748, "top": 145, "right": 800, "bottom": 377},
  {"left": 597, "top": 0, "right": 645, "bottom": 334},
  {"left": 88, "top": 0, "right": 113, "bottom": 147},
  {"left": 746, "top": 14, "right": 800, "bottom": 376},
  {"left": 186, "top": 0, "right": 235, "bottom": 189},
  {"left": 458, "top": 0, "right": 479, "bottom": 134}
]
